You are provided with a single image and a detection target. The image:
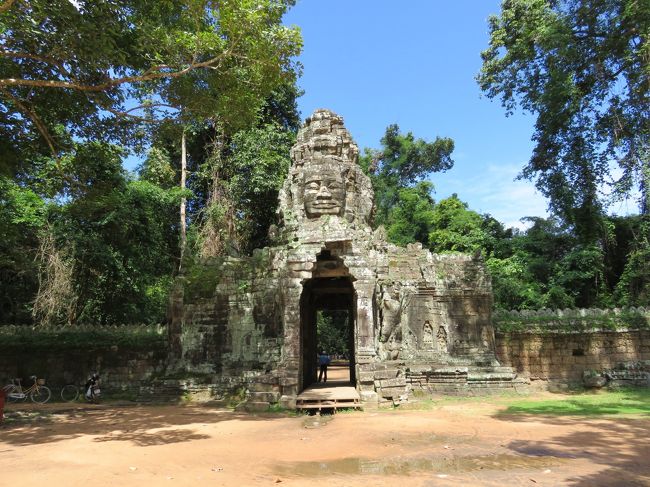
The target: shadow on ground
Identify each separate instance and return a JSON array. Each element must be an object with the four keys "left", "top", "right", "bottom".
[
  {"left": 0, "top": 403, "right": 291, "bottom": 447},
  {"left": 495, "top": 408, "right": 650, "bottom": 486}
]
